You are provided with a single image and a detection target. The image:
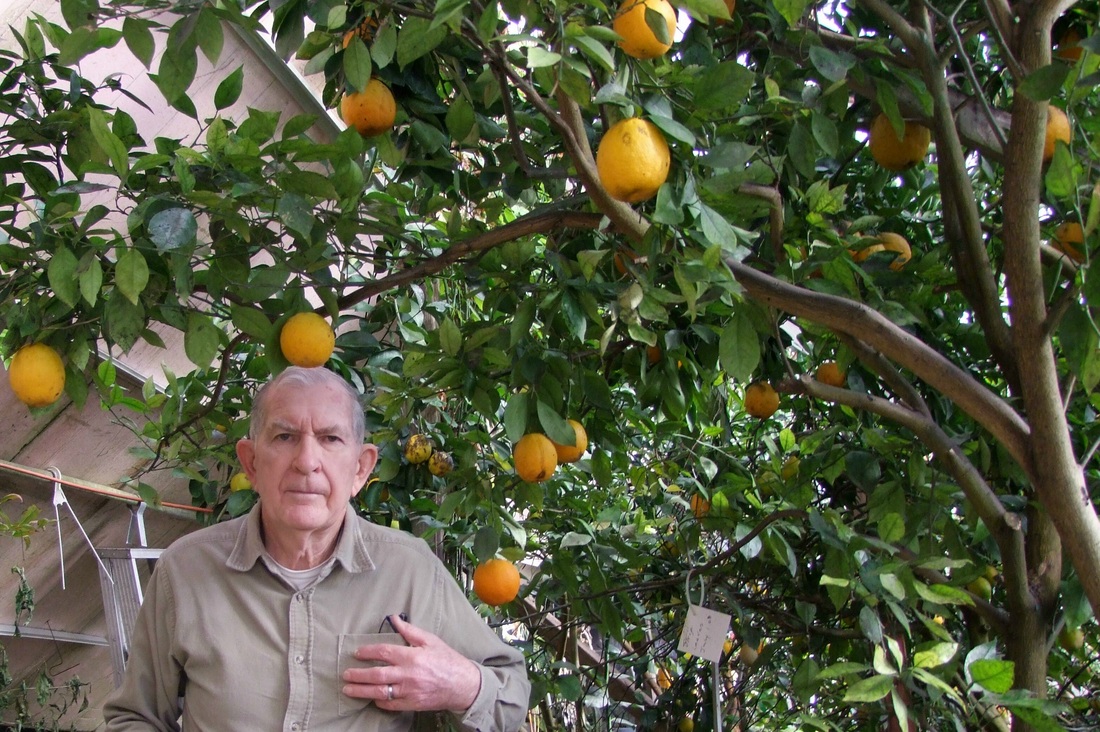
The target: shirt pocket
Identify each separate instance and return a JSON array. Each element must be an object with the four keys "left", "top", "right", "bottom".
[{"left": 337, "top": 632, "right": 410, "bottom": 722}]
